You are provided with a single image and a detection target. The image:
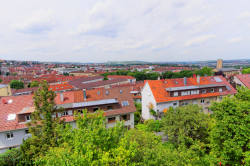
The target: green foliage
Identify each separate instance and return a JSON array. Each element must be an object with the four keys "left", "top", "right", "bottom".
[
  {"left": 0, "top": 78, "right": 2, "bottom": 83},
  {"left": 0, "top": 148, "right": 22, "bottom": 166},
  {"left": 35, "top": 111, "right": 127, "bottom": 165},
  {"left": 162, "top": 105, "right": 210, "bottom": 147},
  {"left": 102, "top": 70, "right": 160, "bottom": 81},
  {"left": 209, "top": 87, "right": 250, "bottom": 165},
  {"left": 242, "top": 67, "right": 250, "bottom": 74},
  {"left": 134, "top": 102, "right": 142, "bottom": 124},
  {"left": 20, "top": 81, "right": 63, "bottom": 164},
  {"left": 28, "top": 81, "right": 39, "bottom": 88},
  {"left": 9, "top": 80, "right": 24, "bottom": 89},
  {"left": 63, "top": 72, "right": 69, "bottom": 76},
  {"left": 136, "top": 119, "right": 162, "bottom": 132},
  {"left": 162, "top": 67, "right": 213, "bottom": 79}
]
